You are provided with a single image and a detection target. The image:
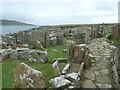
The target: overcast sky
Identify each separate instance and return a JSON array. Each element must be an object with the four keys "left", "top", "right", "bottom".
[{"left": 0, "top": 0, "right": 119, "bottom": 25}]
